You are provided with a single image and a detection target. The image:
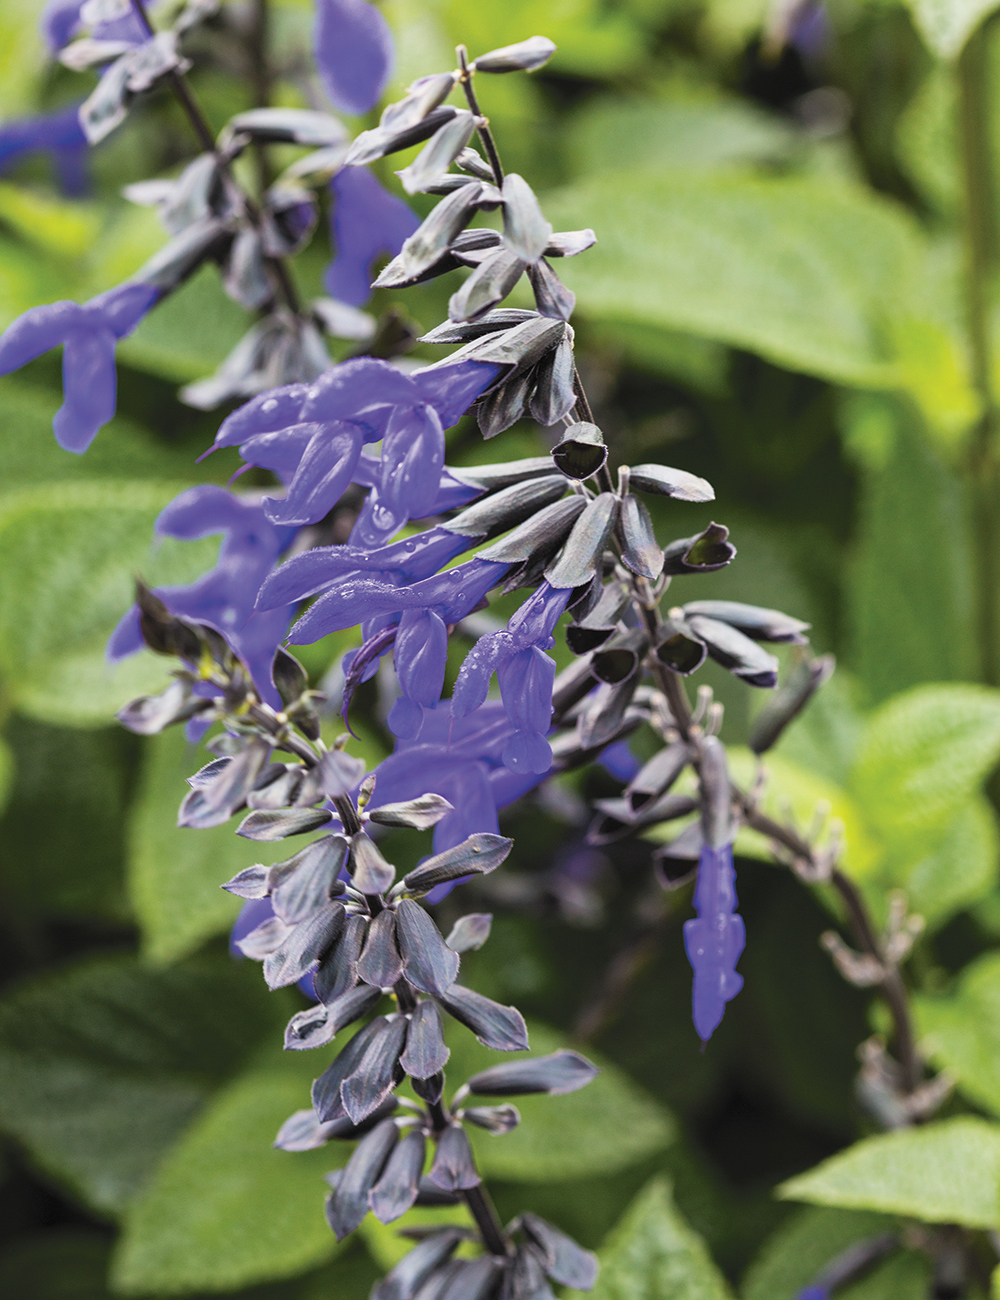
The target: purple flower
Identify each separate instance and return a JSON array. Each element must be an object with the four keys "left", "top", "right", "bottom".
[
  {"left": 0, "top": 282, "right": 158, "bottom": 451},
  {"left": 796, "top": 1289, "right": 830, "bottom": 1300},
  {"left": 599, "top": 740, "right": 641, "bottom": 782},
  {"left": 326, "top": 167, "right": 419, "bottom": 307},
  {"left": 372, "top": 701, "right": 547, "bottom": 857},
  {"left": 452, "top": 582, "right": 572, "bottom": 775},
  {"left": 107, "top": 486, "right": 296, "bottom": 708},
  {"left": 207, "top": 357, "right": 498, "bottom": 532},
  {"left": 683, "top": 843, "right": 745, "bottom": 1042},
  {"left": 255, "top": 524, "right": 476, "bottom": 614},
  {"left": 287, "top": 555, "right": 509, "bottom": 645},
  {"left": 41, "top": 0, "right": 147, "bottom": 52},
  {"left": 314, "top": 0, "right": 393, "bottom": 116},
  {"left": 0, "top": 103, "right": 89, "bottom": 196}
]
